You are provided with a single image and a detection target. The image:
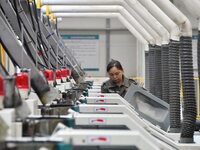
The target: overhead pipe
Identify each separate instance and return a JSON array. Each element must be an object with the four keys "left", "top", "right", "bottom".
[
  {"left": 125, "top": 0, "right": 169, "bottom": 44},
  {"left": 137, "top": 0, "right": 182, "bottom": 100},
  {"left": 153, "top": 0, "right": 196, "bottom": 143},
  {"left": 139, "top": 0, "right": 181, "bottom": 103},
  {"left": 185, "top": 0, "right": 200, "bottom": 140},
  {"left": 152, "top": 0, "right": 192, "bottom": 37},
  {"left": 40, "top": 0, "right": 169, "bottom": 45},
  {"left": 139, "top": 1, "right": 177, "bottom": 102},
  {"left": 121, "top": 2, "right": 161, "bottom": 45},
  {"left": 40, "top": 0, "right": 122, "bottom": 5},
  {"left": 148, "top": 0, "right": 181, "bottom": 133},
  {"left": 122, "top": 0, "right": 168, "bottom": 97},
  {"left": 41, "top": 0, "right": 172, "bottom": 96},
  {"left": 41, "top": 5, "right": 156, "bottom": 45},
  {"left": 40, "top": 0, "right": 172, "bottom": 98},
  {"left": 122, "top": 0, "right": 162, "bottom": 86},
  {"left": 54, "top": 12, "right": 148, "bottom": 49},
  {"left": 139, "top": 0, "right": 180, "bottom": 41},
  {"left": 186, "top": 0, "right": 200, "bottom": 121},
  {"left": 151, "top": 0, "right": 180, "bottom": 133},
  {"left": 125, "top": 0, "right": 165, "bottom": 97},
  {"left": 125, "top": 0, "right": 168, "bottom": 96},
  {"left": 187, "top": 0, "right": 200, "bottom": 120},
  {"left": 183, "top": 0, "right": 200, "bottom": 92},
  {"left": 177, "top": 1, "right": 200, "bottom": 123}
]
